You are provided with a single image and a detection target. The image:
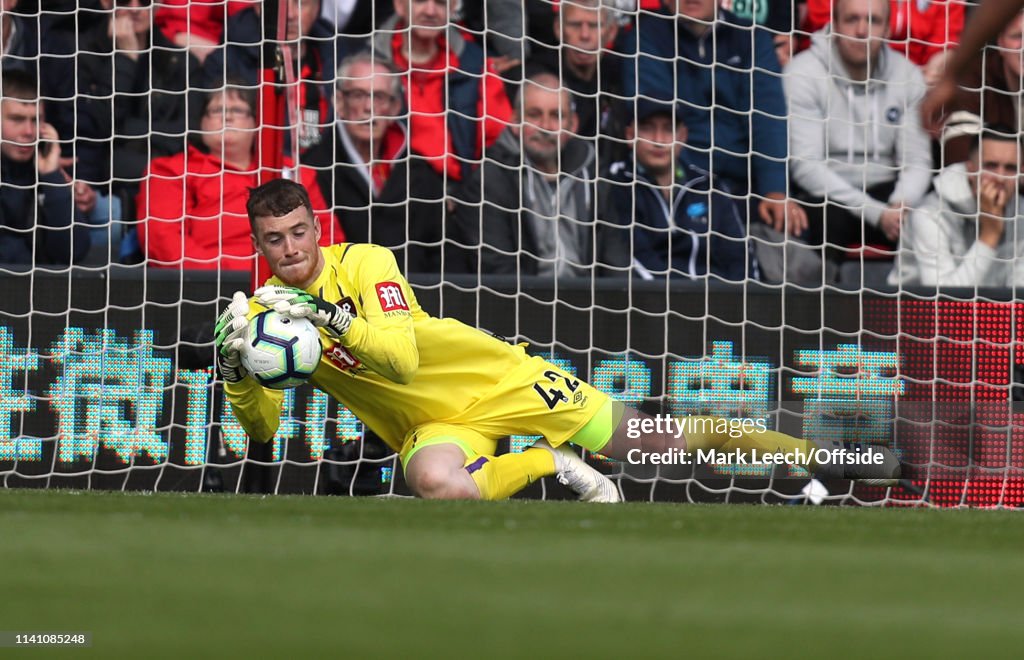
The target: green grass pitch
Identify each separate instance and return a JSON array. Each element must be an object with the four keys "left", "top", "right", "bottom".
[{"left": 2, "top": 489, "right": 1024, "bottom": 658}]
